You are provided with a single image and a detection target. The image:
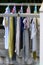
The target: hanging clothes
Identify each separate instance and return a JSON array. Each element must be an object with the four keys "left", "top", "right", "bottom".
[
  {"left": 30, "top": 18, "right": 37, "bottom": 60},
  {"left": 26, "top": 6, "right": 31, "bottom": 52},
  {"left": 34, "top": 5, "right": 39, "bottom": 57},
  {"left": 32, "top": 5, "right": 39, "bottom": 59},
  {"left": 23, "top": 17, "right": 30, "bottom": 61},
  {"left": 8, "top": 13, "right": 14, "bottom": 59},
  {"left": 23, "top": 6, "right": 31, "bottom": 62},
  {"left": 16, "top": 6, "right": 24, "bottom": 56},
  {"left": 36, "top": 18, "right": 40, "bottom": 57},
  {"left": 16, "top": 11, "right": 21, "bottom": 56},
  {"left": 3, "top": 6, "right": 10, "bottom": 49},
  {"left": 20, "top": 6, "right": 24, "bottom": 50},
  {"left": 12, "top": 5, "right": 17, "bottom": 52}
]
